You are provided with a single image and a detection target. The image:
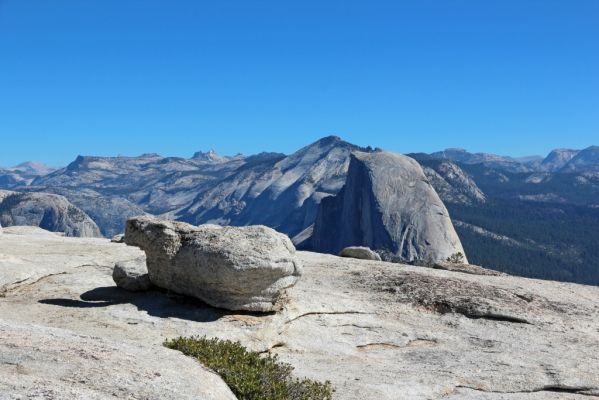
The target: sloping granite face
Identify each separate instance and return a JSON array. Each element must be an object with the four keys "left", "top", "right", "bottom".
[
  {"left": 311, "top": 151, "right": 466, "bottom": 263},
  {"left": 0, "top": 190, "right": 102, "bottom": 237},
  {"left": 1, "top": 231, "right": 598, "bottom": 399}
]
